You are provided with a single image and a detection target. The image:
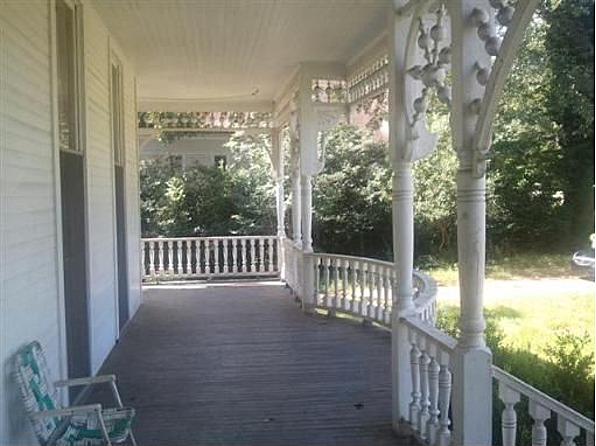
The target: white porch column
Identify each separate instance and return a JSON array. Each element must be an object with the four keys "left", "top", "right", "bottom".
[
  {"left": 391, "top": 162, "right": 416, "bottom": 429},
  {"left": 271, "top": 127, "right": 286, "bottom": 279},
  {"left": 448, "top": 1, "right": 492, "bottom": 444},
  {"left": 300, "top": 174, "right": 313, "bottom": 253},
  {"left": 389, "top": 1, "right": 420, "bottom": 430},
  {"left": 290, "top": 138, "right": 302, "bottom": 247}
]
